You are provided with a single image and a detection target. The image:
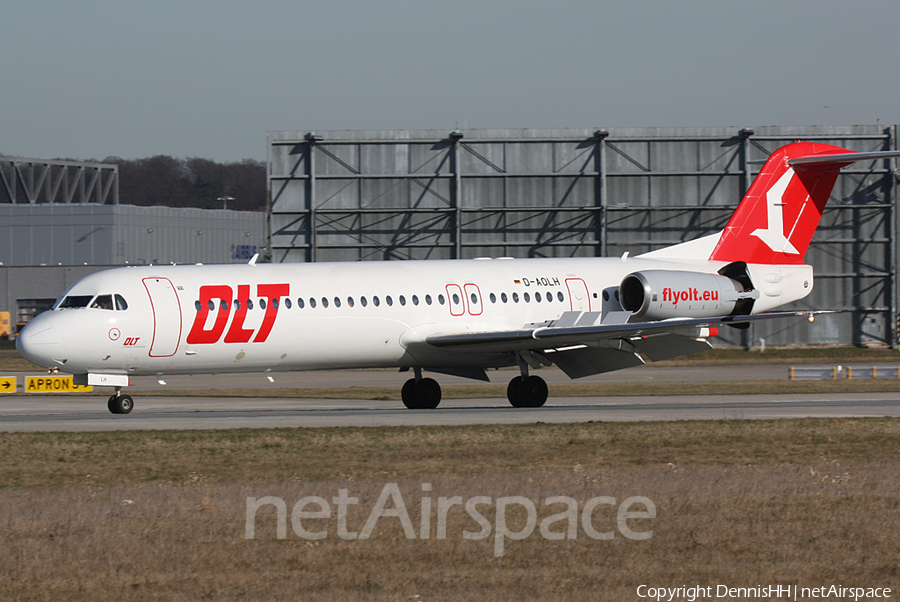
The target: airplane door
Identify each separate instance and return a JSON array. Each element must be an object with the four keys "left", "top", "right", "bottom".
[
  {"left": 446, "top": 284, "right": 465, "bottom": 316},
  {"left": 565, "top": 278, "right": 592, "bottom": 311},
  {"left": 142, "top": 277, "right": 183, "bottom": 357}
]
